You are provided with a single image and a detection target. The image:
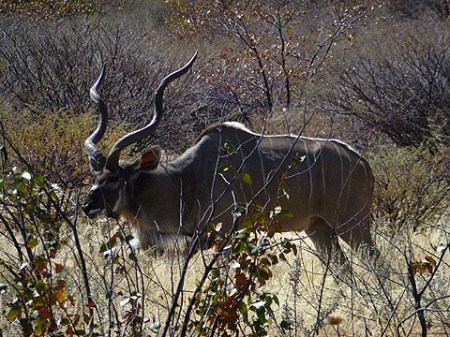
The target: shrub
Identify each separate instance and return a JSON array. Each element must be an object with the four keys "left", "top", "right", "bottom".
[
  {"left": 1, "top": 108, "right": 91, "bottom": 189},
  {"left": 0, "top": 20, "right": 158, "bottom": 118},
  {"left": 0, "top": 19, "right": 241, "bottom": 154},
  {"left": 167, "top": 0, "right": 370, "bottom": 122},
  {"left": 0, "top": 165, "right": 95, "bottom": 336},
  {"left": 386, "top": 0, "right": 450, "bottom": 19},
  {"left": 370, "top": 144, "right": 449, "bottom": 234},
  {"left": 323, "top": 24, "right": 450, "bottom": 148},
  {"left": 0, "top": 0, "right": 97, "bottom": 18}
]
